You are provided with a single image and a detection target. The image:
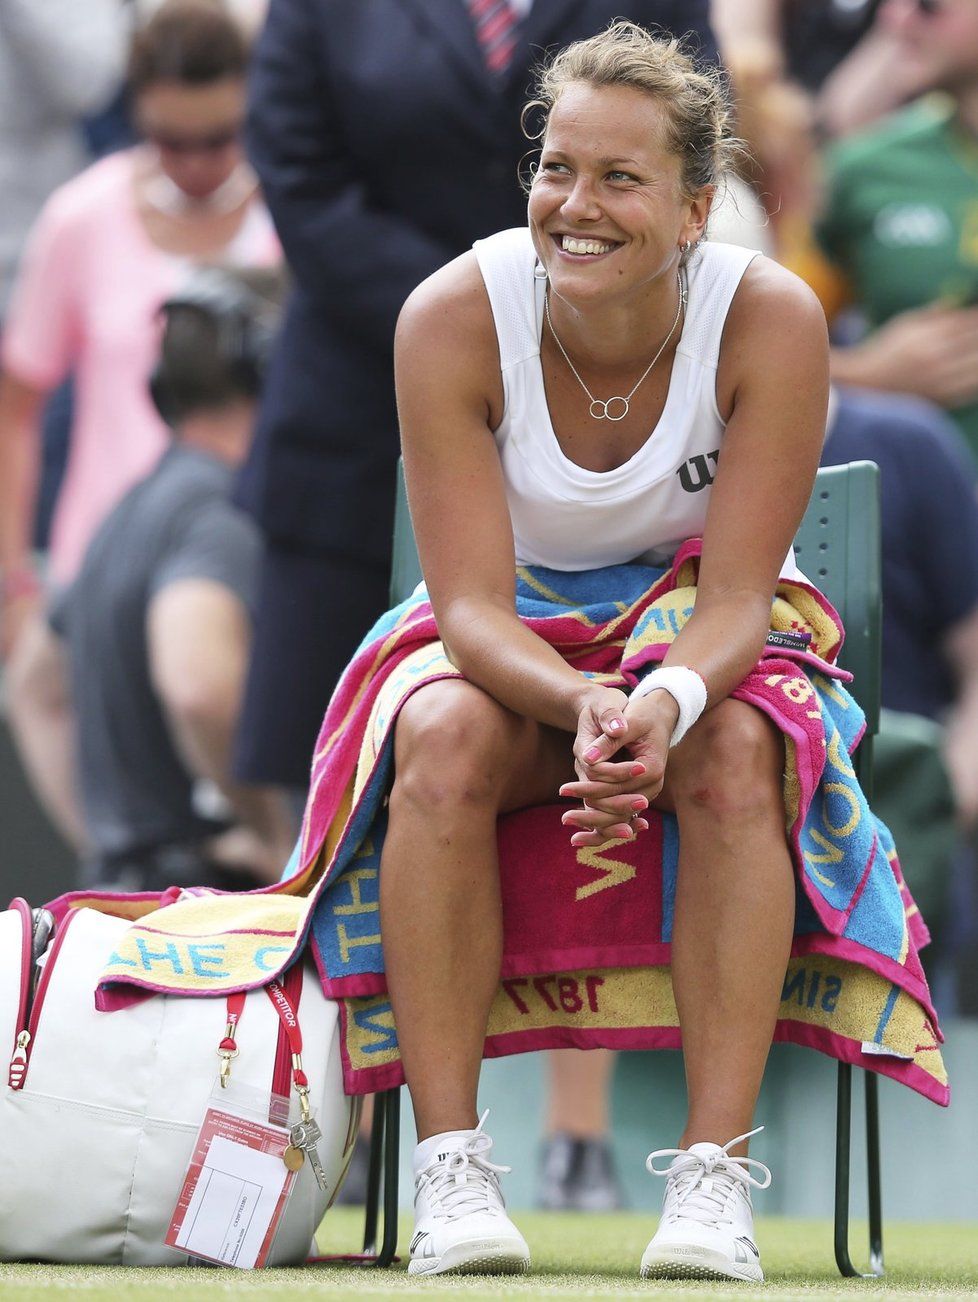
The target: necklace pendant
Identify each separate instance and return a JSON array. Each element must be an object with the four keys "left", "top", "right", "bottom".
[
  {"left": 590, "top": 396, "right": 629, "bottom": 422},
  {"left": 545, "top": 269, "right": 685, "bottom": 427}
]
